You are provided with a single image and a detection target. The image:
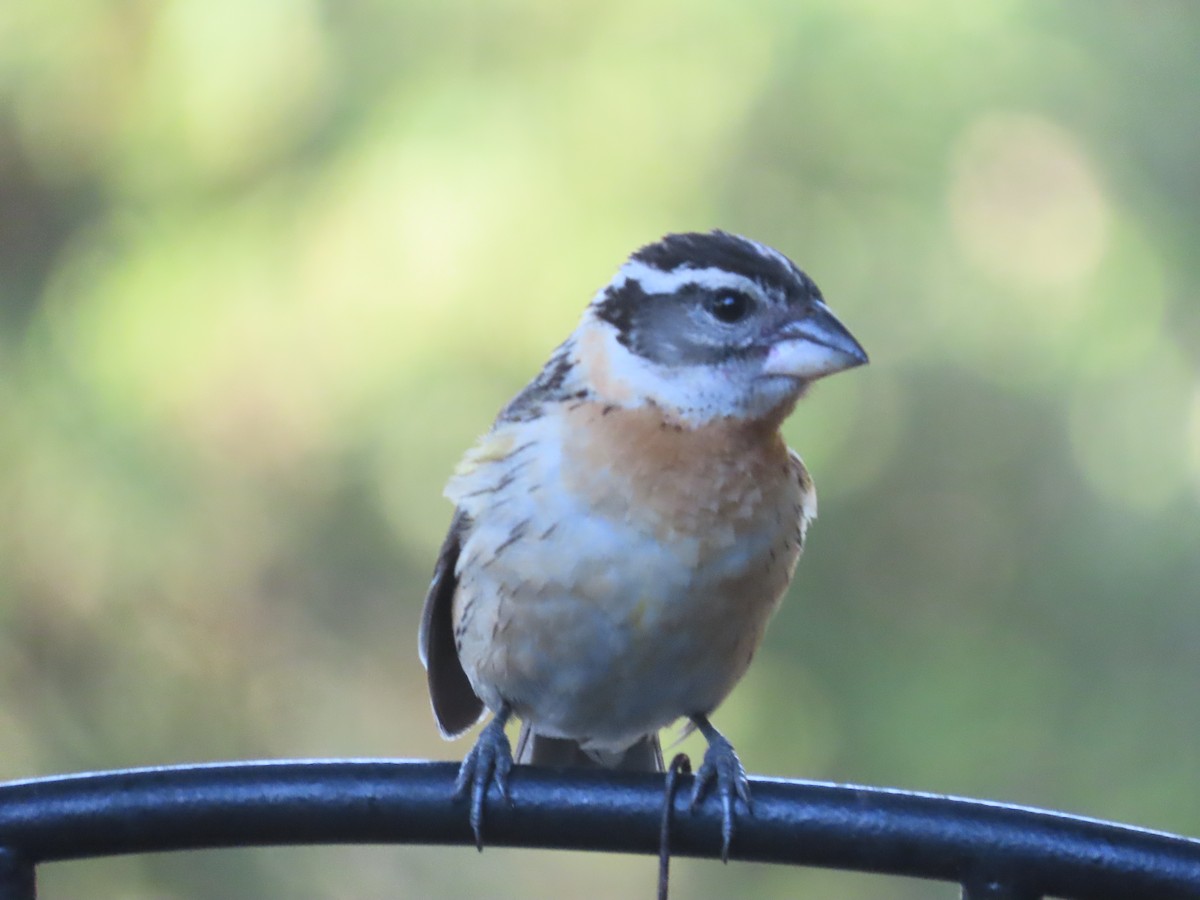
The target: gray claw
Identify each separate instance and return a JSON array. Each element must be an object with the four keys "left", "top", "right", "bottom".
[
  {"left": 453, "top": 707, "right": 514, "bottom": 850},
  {"left": 688, "top": 716, "right": 753, "bottom": 862}
]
